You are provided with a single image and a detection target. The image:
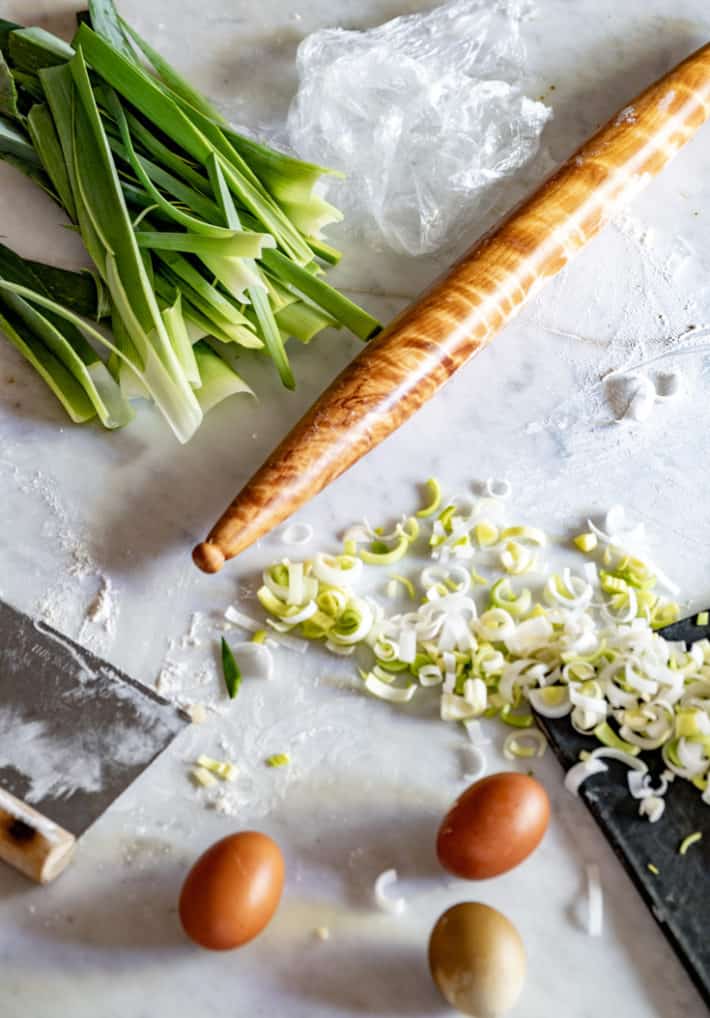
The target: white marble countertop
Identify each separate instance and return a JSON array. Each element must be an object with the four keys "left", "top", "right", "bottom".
[{"left": 1, "top": 1, "right": 710, "bottom": 1016}]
